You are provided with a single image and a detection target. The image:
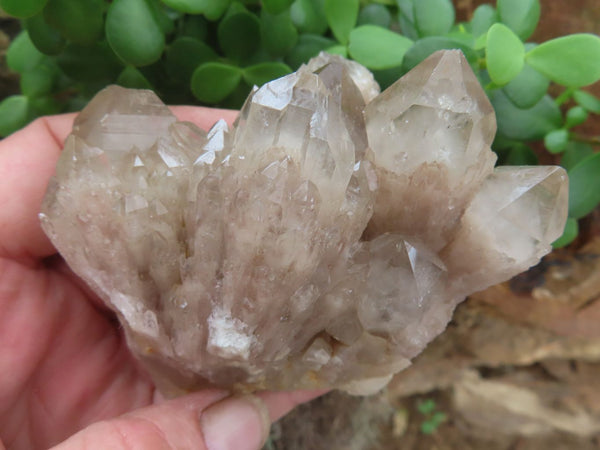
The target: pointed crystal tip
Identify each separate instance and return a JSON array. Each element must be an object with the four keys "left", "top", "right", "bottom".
[{"left": 40, "top": 51, "right": 568, "bottom": 397}]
